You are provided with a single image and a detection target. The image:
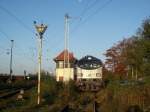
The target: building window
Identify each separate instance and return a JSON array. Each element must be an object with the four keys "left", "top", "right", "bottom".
[
  {"left": 59, "top": 76, "right": 63, "bottom": 81},
  {"left": 59, "top": 61, "right": 64, "bottom": 68},
  {"left": 56, "top": 63, "right": 59, "bottom": 68},
  {"left": 56, "top": 61, "right": 74, "bottom": 68},
  {"left": 56, "top": 61, "right": 64, "bottom": 68}
]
